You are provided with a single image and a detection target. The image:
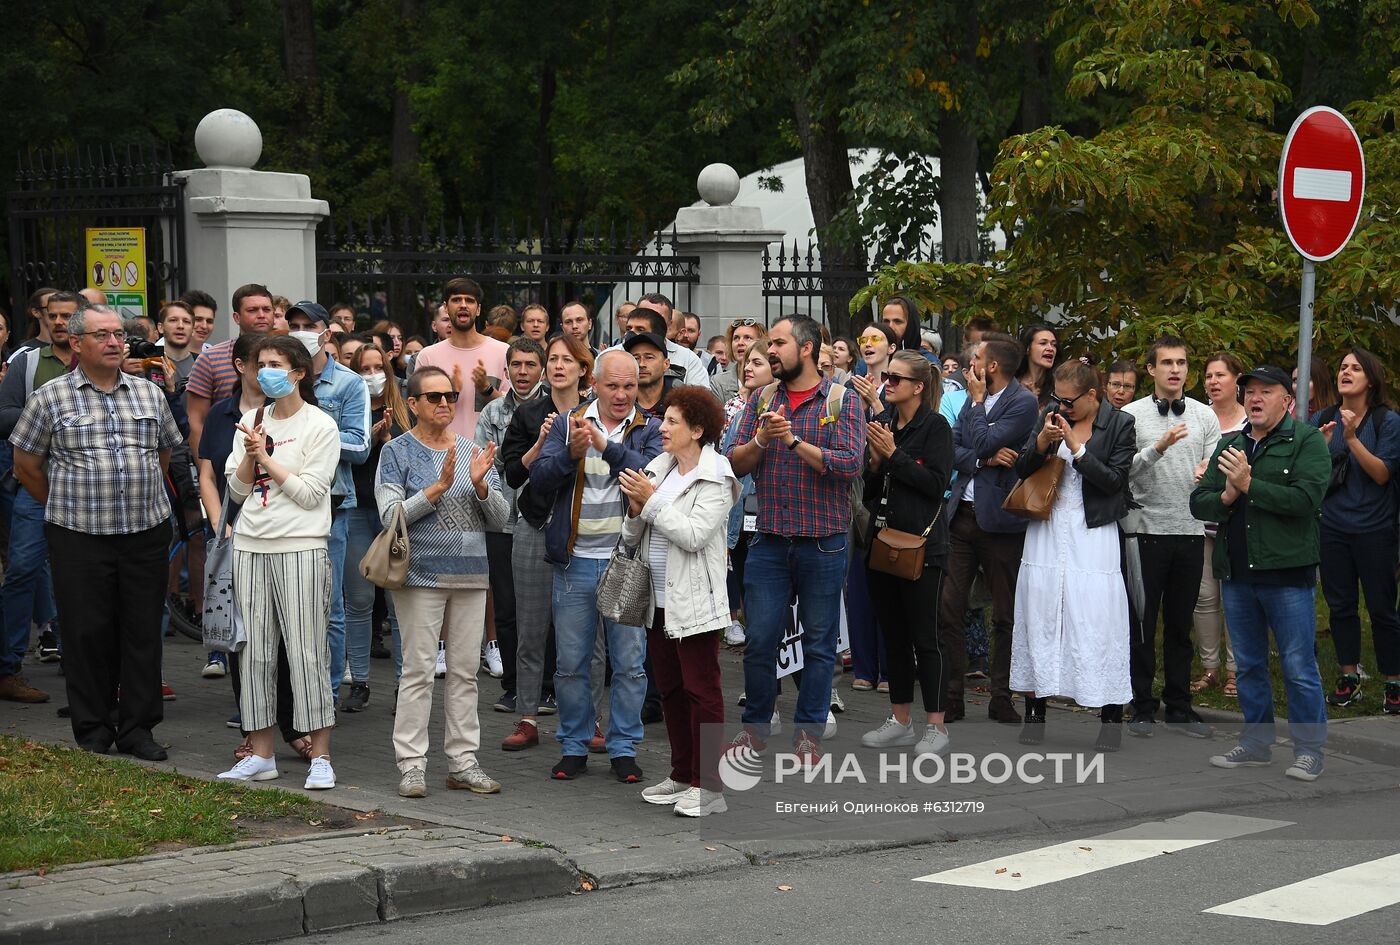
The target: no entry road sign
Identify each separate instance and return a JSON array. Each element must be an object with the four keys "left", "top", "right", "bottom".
[{"left": 1278, "top": 106, "right": 1365, "bottom": 262}]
